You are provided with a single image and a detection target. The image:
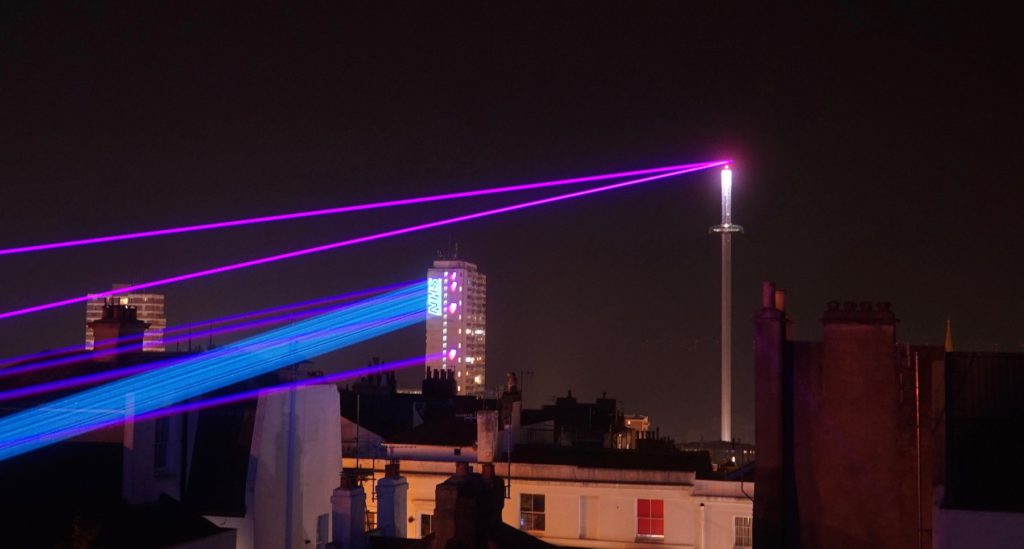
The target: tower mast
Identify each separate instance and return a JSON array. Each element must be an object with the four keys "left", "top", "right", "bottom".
[{"left": 710, "top": 165, "right": 741, "bottom": 442}]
